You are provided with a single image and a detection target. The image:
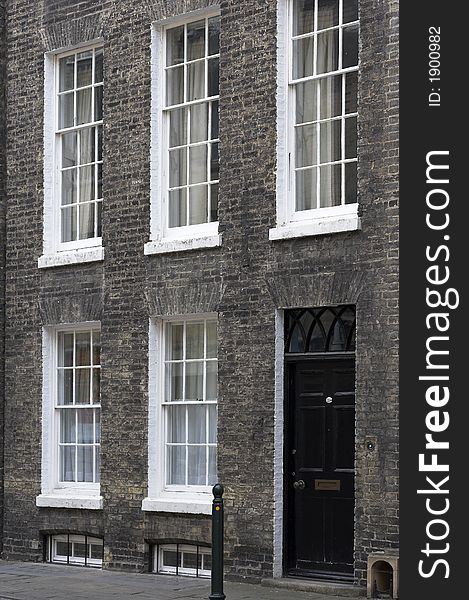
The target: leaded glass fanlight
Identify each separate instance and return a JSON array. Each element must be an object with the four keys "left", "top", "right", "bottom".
[{"left": 285, "top": 305, "right": 356, "bottom": 353}]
